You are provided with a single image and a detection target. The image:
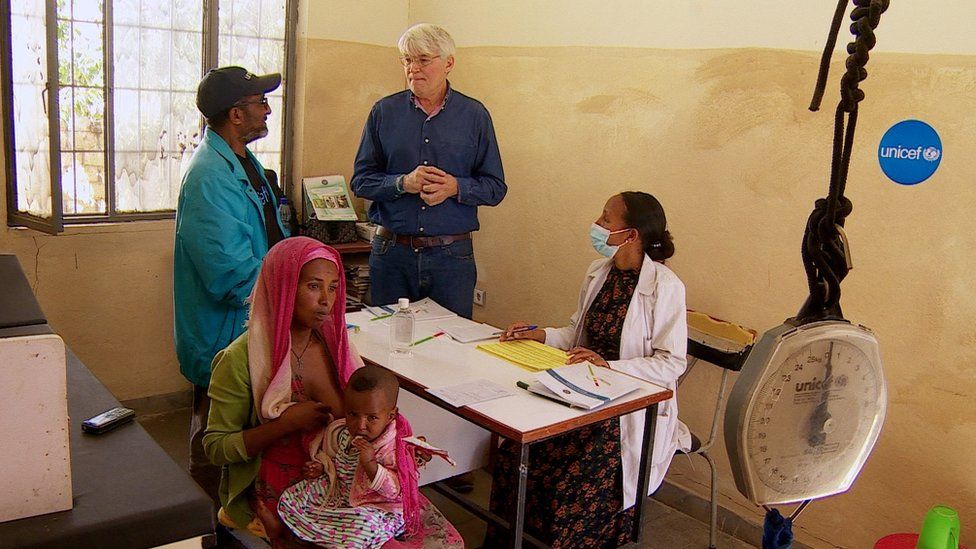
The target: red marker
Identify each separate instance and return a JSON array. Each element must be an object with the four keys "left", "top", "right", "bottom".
[{"left": 410, "top": 331, "right": 445, "bottom": 347}]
